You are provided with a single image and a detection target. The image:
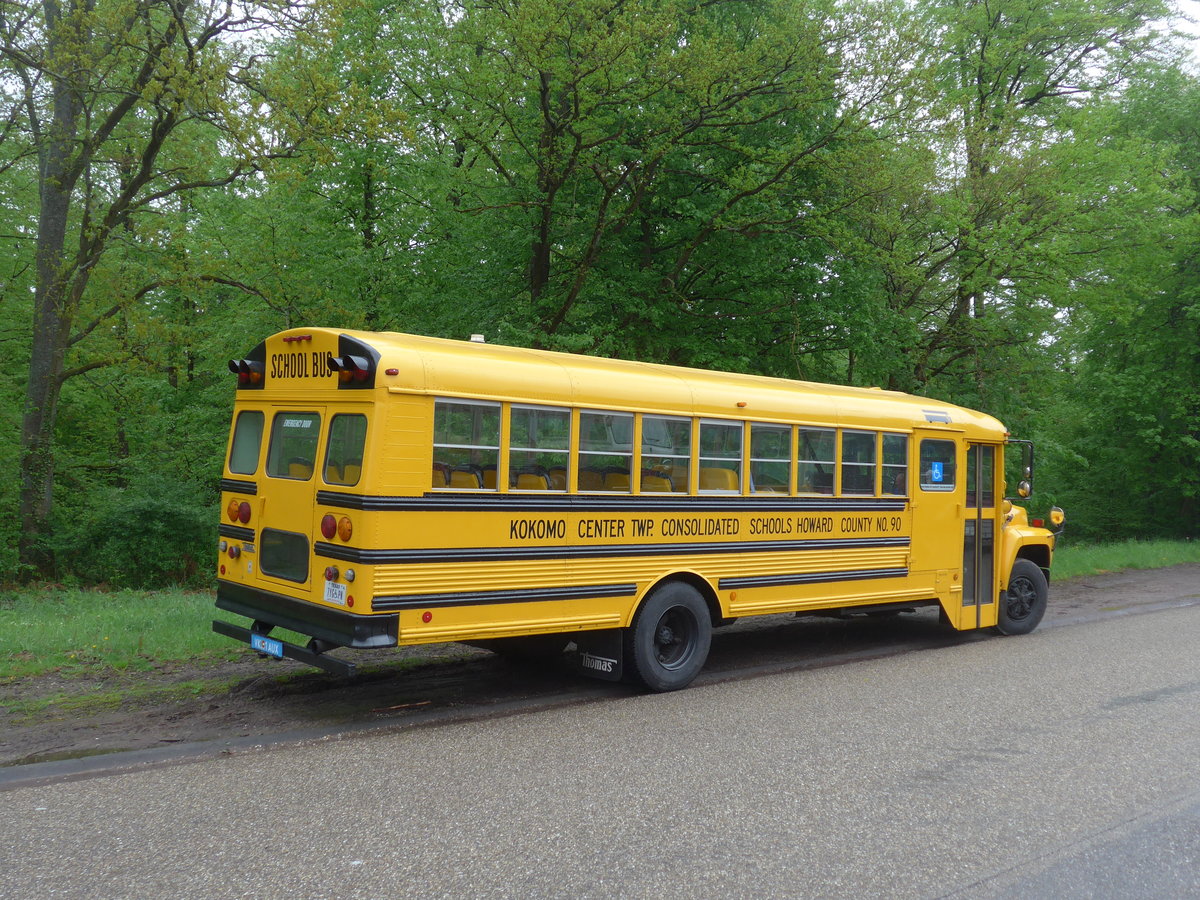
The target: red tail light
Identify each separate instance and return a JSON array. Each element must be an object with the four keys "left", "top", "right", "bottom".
[
  {"left": 320, "top": 514, "right": 337, "bottom": 539},
  {"left": 238, "top": 501, "right": 251, "bottom": 524}
]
